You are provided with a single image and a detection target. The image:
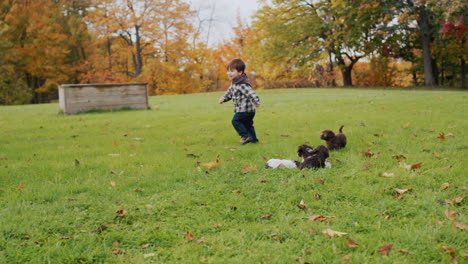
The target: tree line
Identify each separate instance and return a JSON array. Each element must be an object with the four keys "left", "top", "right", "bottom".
[{"left": 0, "top": 0, "right": 466, "bottom": 105}]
